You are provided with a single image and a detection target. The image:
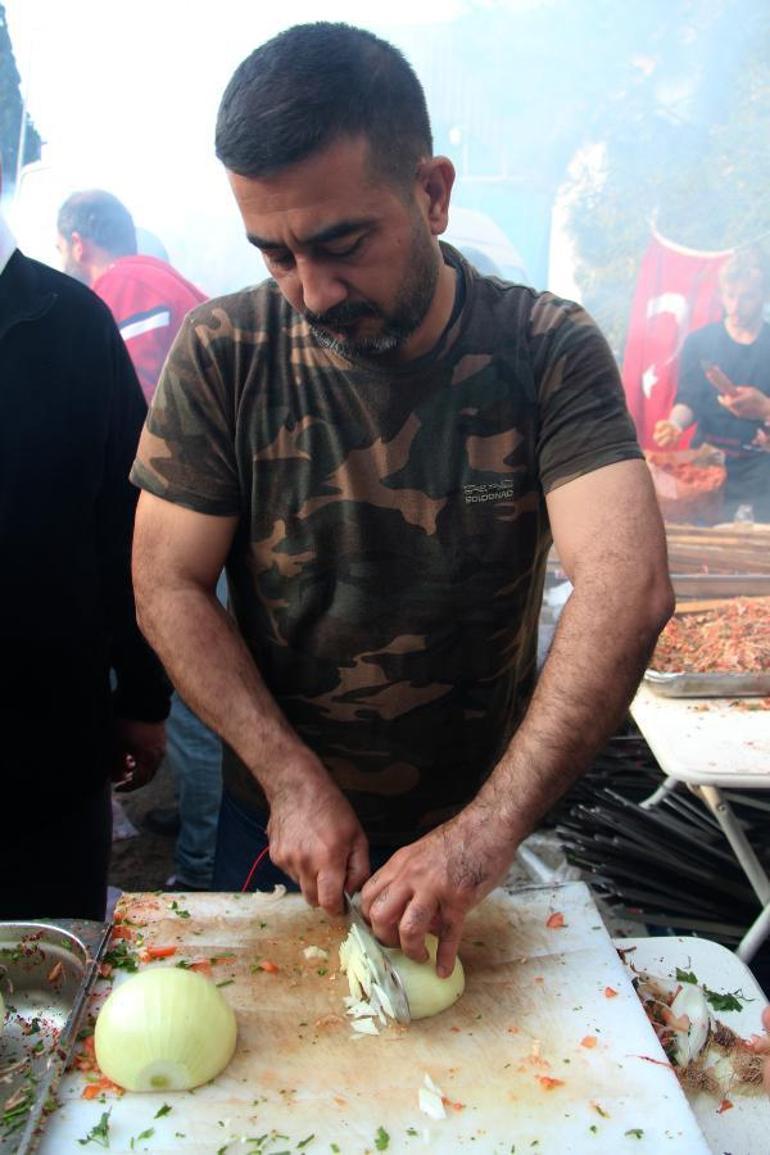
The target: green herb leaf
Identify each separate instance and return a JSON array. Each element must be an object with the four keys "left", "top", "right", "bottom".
[
  {"left": 154, "top": 1104, "right": 172, "bottom": 1118},
  {"left": 625, "top": 1129, "right": 644, "bottom": 1139},
  {"left": 297, "top": 1136, "right": 315, "bottom": 1149},
  {"left": 129, "top": 1129, "right": 155, "bottom": 1151},
  {"left": 103, "top": 940, "right": 139, "bottom": 972},
  {"left": 170, "top": 901, "right": 191, "bottom": 919},
  {"left": 703, "top": 986, "right": 749, "bottom": 1013},
  {"left": 374, "top": 1126, "right": 390, "bottom": 1151},
  {"left": 78, "top": 1109, "right": 112, "bottom": 1147},
  {"left": 675, "top": 968, "right": 698, "bottom": 985}
]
